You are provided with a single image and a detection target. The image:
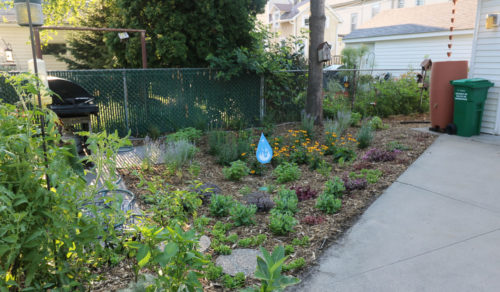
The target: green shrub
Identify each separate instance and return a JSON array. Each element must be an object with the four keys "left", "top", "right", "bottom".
[
  {"left": 272, "top": 188, "right": 299, "bottom": 215},
  {"left": 323, "top": 94, "right": 350, "bottom": 119},
  {"left": 238, "top": 234, "right": 267, "bottom": 248},
  {"left": 269, "top": 213, "right": 297, "bottom": 235},
  {"left": 239, "top": 186, "right": 252, "bottom": 195},
  {"left": 273, "top": 162, "right": 301, "bottom": 183},
  {"left": 370, "top": 116, "right": 385, "bottom": 130},
  {"left": 386, "top": 141, "right": 410, "bottom": 151},
  {"left": 316, "top": 159, "right": 332, "bottom": 178},
  {"left": 243, "top": 246, "right": 300, "bottom": 291},
  {"left": 354, "top": 72, "right": 429, "bottom": 118},
  {"left": 350, "top": 112, "right": 362, "bottom": 126},
  {"left": 164, "top": 139, "right": 198, "bottom": 170},
  {"left": 284, "top": 244, "right": 295, "bottom": 256},
  {"left": 349, "top": 169, "right": 383, "bottom": 184},
  {"left": 166, "top": 127, "right": 203, "bottom": 143},
  {"left": 222, "top": 272, "right": 246, "bottom": 289},
  {"left": 357, "top": 122, "right": 374, "bottom": 149},
  {"left": 333, "top": 147, "right": 357, "bottom": 163},
  {"left": 222, "top": 160, "right": 250, "bottom": 181},
  {"left": 206, "top": 263, "right": 223, "bottom": 281},
  {"left": 209, "top": 194, "right": 235, "bottom": 217},
  {"left": 230, "top": 202, "right": 257, "bottom": 226},
  {"left": 324, "top": 176, "right": 346, "bottom": 198},
  {"left": 315, "top": 193, "right": 342, "bottom": 214},
  {"left": 213, "top": 244, "right": 232, "bottom": 255},
  {"left": 292, "top": 236, "right": 310, "bottom": 247},
  {"left": 283, "top": 257, "right": 306, "bottom": 272},
  {"left": 207, "top": 130, "right": 253, "bottom": 165}
]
